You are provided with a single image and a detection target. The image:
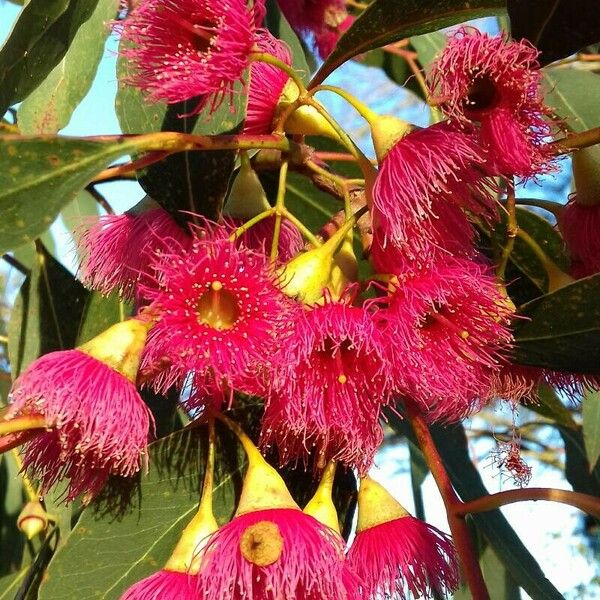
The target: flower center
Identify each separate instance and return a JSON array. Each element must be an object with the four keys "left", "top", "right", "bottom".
[
  {"left": 239, "top": 521, "right": 284, "bottom": 566},
  {"left": 421, "top": 303, "right": 469, "bottom": 339},
  {"left": 172, "top": 14, "right": 217, "bottom": 53},
  {"left": 465, "top": 73, "right": 499, "bottom": 114},
  {"left": 196, "top": 281, "right": 240, "bottom": 330}
]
